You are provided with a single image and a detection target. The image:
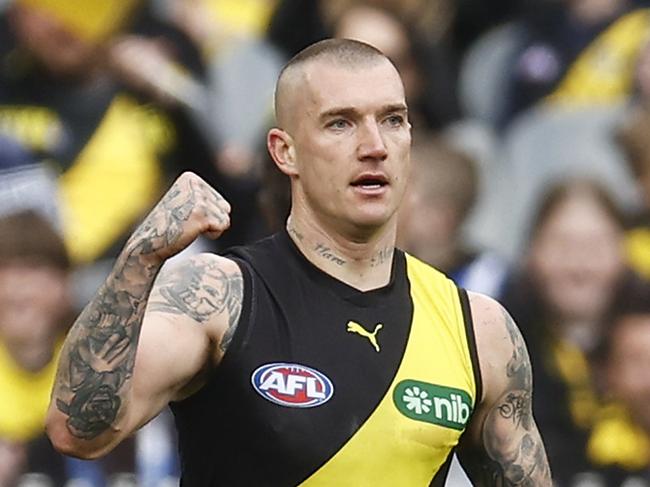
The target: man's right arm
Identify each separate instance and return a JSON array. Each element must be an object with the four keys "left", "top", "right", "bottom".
[{"left": 45, "top": 172, "right": 234, "bottom": 459}]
